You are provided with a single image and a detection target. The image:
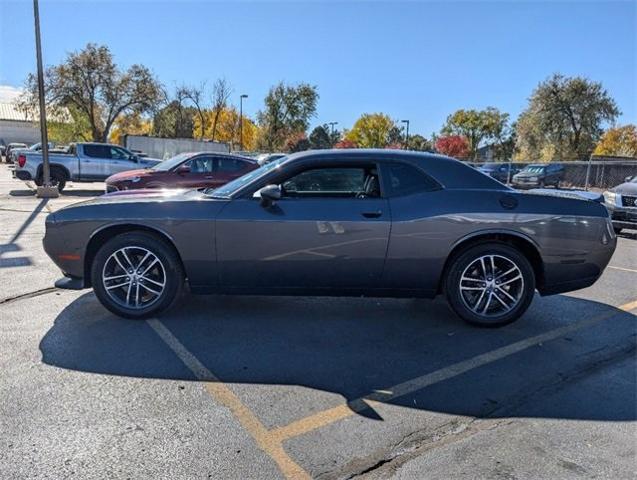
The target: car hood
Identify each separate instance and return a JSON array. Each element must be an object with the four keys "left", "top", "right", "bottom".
[
  {"left": 514, "top": 172, "right": 542, "bottom": 178},
  {"left": 612, "top": 182, "right": 637, "bottom": 195},
  {"left": 106, "top": 168, "right": 155, "bottom": 183}
]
